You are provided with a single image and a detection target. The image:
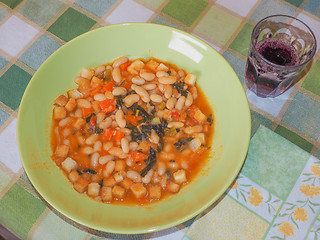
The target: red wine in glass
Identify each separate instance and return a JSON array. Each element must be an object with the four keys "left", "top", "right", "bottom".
[{"left": 245, "top": 38, "right": 300, "bottom": 98}]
